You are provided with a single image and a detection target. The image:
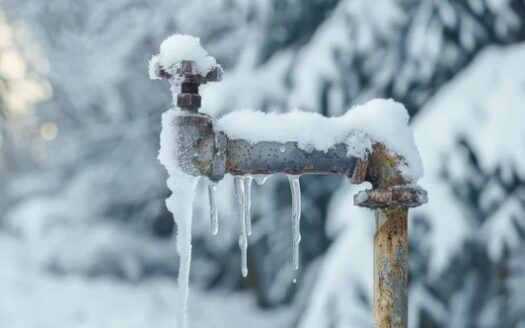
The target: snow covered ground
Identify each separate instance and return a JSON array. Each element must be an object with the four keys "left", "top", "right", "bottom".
[{"left": 0, "top": 234, "right": 292, "bottom": 328}]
